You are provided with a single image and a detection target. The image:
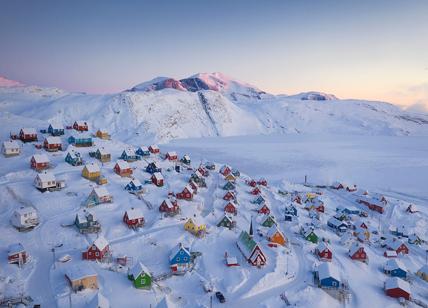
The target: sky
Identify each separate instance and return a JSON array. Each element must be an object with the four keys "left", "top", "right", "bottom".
[{"left": 0, "top": 0, "right": 427, "bottom": 109}]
